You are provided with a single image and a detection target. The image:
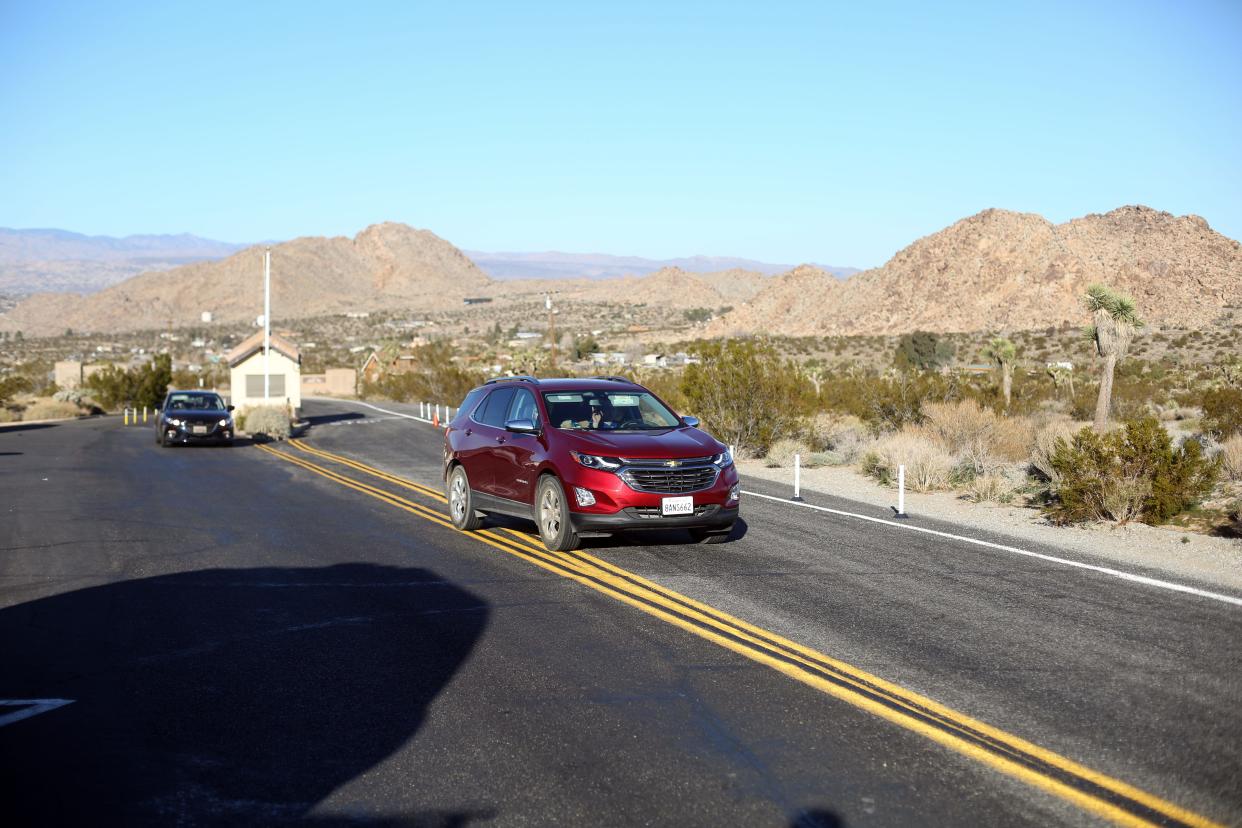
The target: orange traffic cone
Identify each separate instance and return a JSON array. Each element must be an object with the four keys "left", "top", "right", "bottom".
[{"left": 432, "top": 411, "right": 440, "bottom": 427}]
